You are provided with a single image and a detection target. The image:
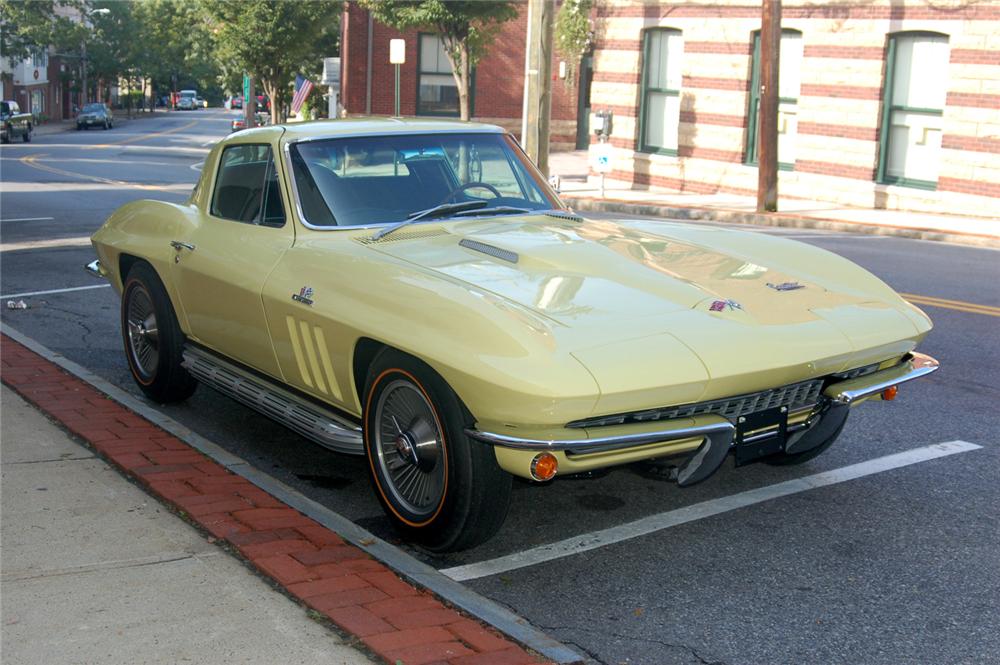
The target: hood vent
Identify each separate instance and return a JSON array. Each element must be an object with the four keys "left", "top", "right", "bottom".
[
  {"left": 356, "top": 227, "right": 449, "bottom": 245},
  {"left": 459, "top": 238, "right": 519, "bottom": 263},
  {"left": 545, "top": 210, "right": 583, "bottom": 222}
]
